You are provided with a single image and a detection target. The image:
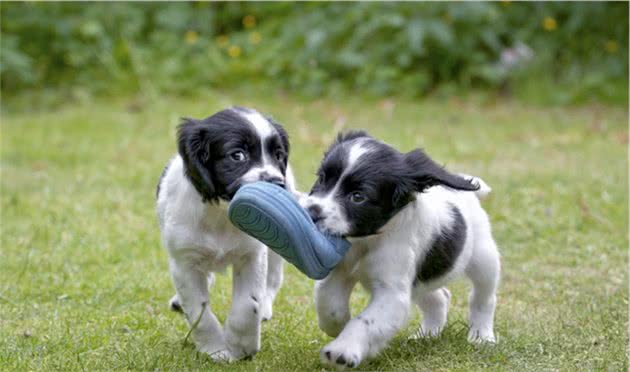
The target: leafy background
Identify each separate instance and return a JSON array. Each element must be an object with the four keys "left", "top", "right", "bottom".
[{"left": 1, "top": 2, "right": 628, "bottom": 106}]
